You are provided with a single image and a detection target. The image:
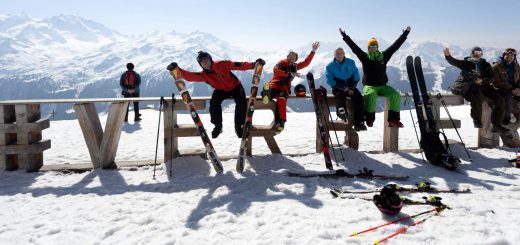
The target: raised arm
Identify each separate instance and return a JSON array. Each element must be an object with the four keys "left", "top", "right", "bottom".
[
  {"left": 384, "top": 26, "right": 411, "bottom": 58},
  {"left": 295, "top": 42, "right": 319, "bottom": 70},
  {"left": 443, "top": 48, "right": 467, "bottom": 70},
  {"left": 339, "top": 28, "right": 367, "bottom": 62},
  {"left": 221, "top": 60, "right": 256, "bottom": 71}
]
